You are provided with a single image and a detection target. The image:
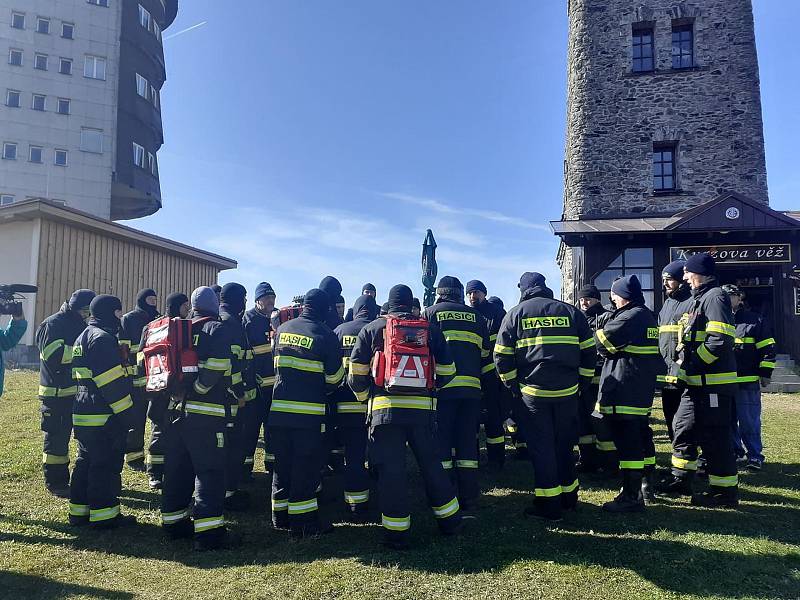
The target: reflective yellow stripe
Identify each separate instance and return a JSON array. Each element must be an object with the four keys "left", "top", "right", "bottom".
[
  {"left": 41, "top": 338, "right": 65, "bottom": 361},
  {"left": 704, "top": 372, "right": 739, "bottom": 385},
  {"left": 72, "top": 413, "right": 110, "bottom": 427},
  {"left": 89, "top": 504, "right": 120, "bottom": 522},
  {"left": 42, "top": 452, "right": 69, "bottom": 465},
  {"left": 684, "top": 331, "right": 707, "bottom": 342},
  {"left": 72, "top": 367, "right": 93, "bottom": 381},
  {"left": 443, "top": 375, "right": 481, "bottom": 390},
  {"left": 325, "top": 365, "right": 345, "bottom": 385},
  {"left": 516, "top": 335, "right": 579, "bottom": 348},
  {"left": 481, "top": 362, "right": 496, "bottom": 374},
  {"left": 435, "top": 362, "right": 456, "bottom": 376},
  {"left": 38, "top": 385, "right": 57, "bottom": 397},
  {"left": 486, "top": 435, "right": 505, "bottom": 445},
  {"left": 252, "top": 343, "right": 272, "bottom": 355},
  {"left": 599, "top": 405, "right": 650, "bottom": 416},
  {"left": 184, "top": 401, "right": 227, "bottom": 417},
  {"left": 671, "top": 455, "right": 697, "bottom": 471},
  {"left": 578, "top": 434, "right": 596, "bottom": 444},
  {"left": 579, "top": 367, "right": 594, "bottom": 377},
  {"left": 344, "top": 490, "right": 370, "bottom": 505},
  {"left": 382, "top": 514, "right": 410, "bottom": 531},
  {"left": 337, "top": 401, "right": 368, "bottom": 414},
  {"left": 288, "top": 498, "right": 318, "bottom": 514},
  {"left": 619, "top": 460, "right": 645, "bottom": 469},
  {"left": 709, "top": 474, "right": 739, "bottom": 488},
  {"left": 94, "top": 364, "right": 124, "bottom": 387},
  {"left": 494, "top": 343, "right": 514, "bottom": 355},
  {"left": 489, "top": 334, "right": 498, "bottom": 342},
  {"left": 274, "top": 355, "right": 324, "bottom": 373},
  {"left": 706, "top": 321, "right": 735, "bottom": 337},
  {"left": 697, "top": 345, "right": 718, "bottom": 365},
  {"left": 456, "top": 459, "right": 478, "bottom": 469},
  {"left": 244, "top": 388, "right": 257, "bottom": 401},
  {"left": 735, "top": 337, "right": 755, "bottom": 345},
  {"left": 194, "top": 516, "right": 225, "bottom": 532},
  {"left": 193, "top": 379, "right": 213, "bottom": 395},
  {"left": 270, "top": 399, "right": 326, "bottom": 415},
  {"left": 644, "top": 456, "right": 656, "bottom": 466},
  {"left": 755, "top": 337, "right": 775, "bottom": 349},
  {"left": 354, "top": 389, "right": 369, "bottom": 402},
  {"left": 659, "top": 325, "right": 680, "bottom": 333},
  {"left": 562, "top": 479, "right": 579, "bottom": 493},
  {"left": 431, "top": 497, "right": 460, "bottom": 518},
  {"left": 579, "top": 338, "right": 595, "bottom": 349},
  {"left": 596, "top": 329, "right": 617, "bottom": 353},
  {"left": 498, "top": 369, "right": 517, "bottom": 382},
  {"left": 443, "top": 330, "right": 483, "bottom": 348},
  {"left": 161, "top": 508, "right": 190, "bottom": 524},
  {"left": 595, "top": 440, "right": 617, "bottom": 451},
  {"left": 737, "top": 375, "right": 759, "bottom": 383},
  {"left": 271, "top": 498, "right": 288, "bottom": 512},
  {"left": 58, "top": 386, "right": 77, "bottom": 397},
  {"left": 69, "top": 502, "right": 89, "bottom": 517},
  {"left": 109, "top": 395, "right": 133, "bottom": 414},
  {"left": 231, "top": 372, "right": 242, "bottom": 385},
  {"left": 202, "top": 357, "right": 232, "bottom": 371},
  {"left": 372, "top": 395, "right": 434, "bottom": 411},
  {"left": 520, "top": 383, "right": 578, "bottom": 398},
  {"left": 623, "top": 345, "right": 660, "bottom": 355},
  {"left": 760, "top": 361, "right": 776, "bottom": 369},
  {"left": 535, "top": 485, "right": 562, "bottom": 498},
  {"left": 350, "top": 362, "right": 370, "bottom": 376}
]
